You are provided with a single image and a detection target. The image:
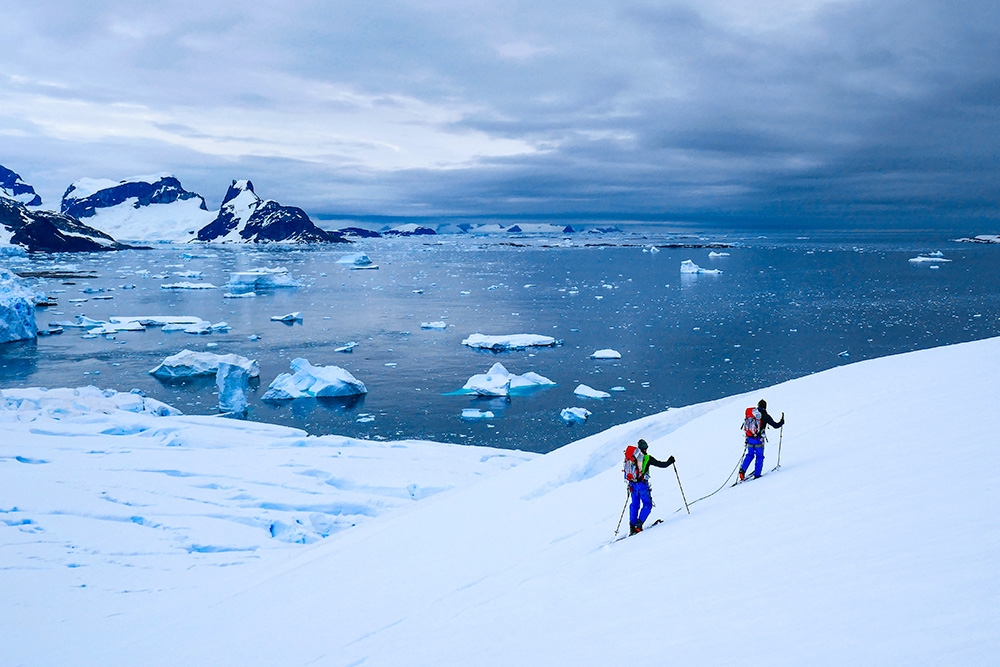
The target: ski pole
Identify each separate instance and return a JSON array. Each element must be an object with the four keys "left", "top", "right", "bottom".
[
  {"left": 674, "top": 464, "right": 690, "bottom": 515},
  {"left": 776, "top": 412, "right": 784, "bottom": 469},
  {"left": 613, "top": 489, "right": 630, "bottom": 536}
]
